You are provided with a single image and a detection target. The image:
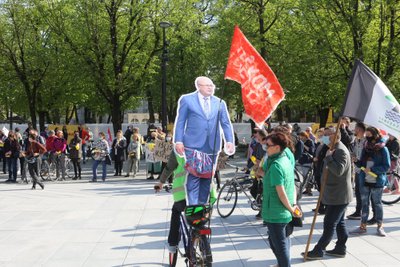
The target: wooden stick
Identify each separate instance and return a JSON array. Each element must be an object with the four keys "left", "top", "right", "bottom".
[{"left": 303, "top": 119, "right": 342, "bottom": 261}]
